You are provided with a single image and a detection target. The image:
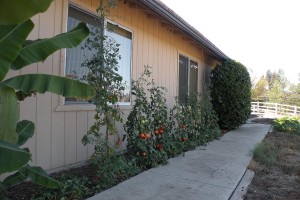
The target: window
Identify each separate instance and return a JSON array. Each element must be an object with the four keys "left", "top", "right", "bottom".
[
  {"left": 65, "top": 5, "right": 132, "bottom": 105},
  {"left": 178, "top": 54, "right": 198, "bottom": 102}
]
